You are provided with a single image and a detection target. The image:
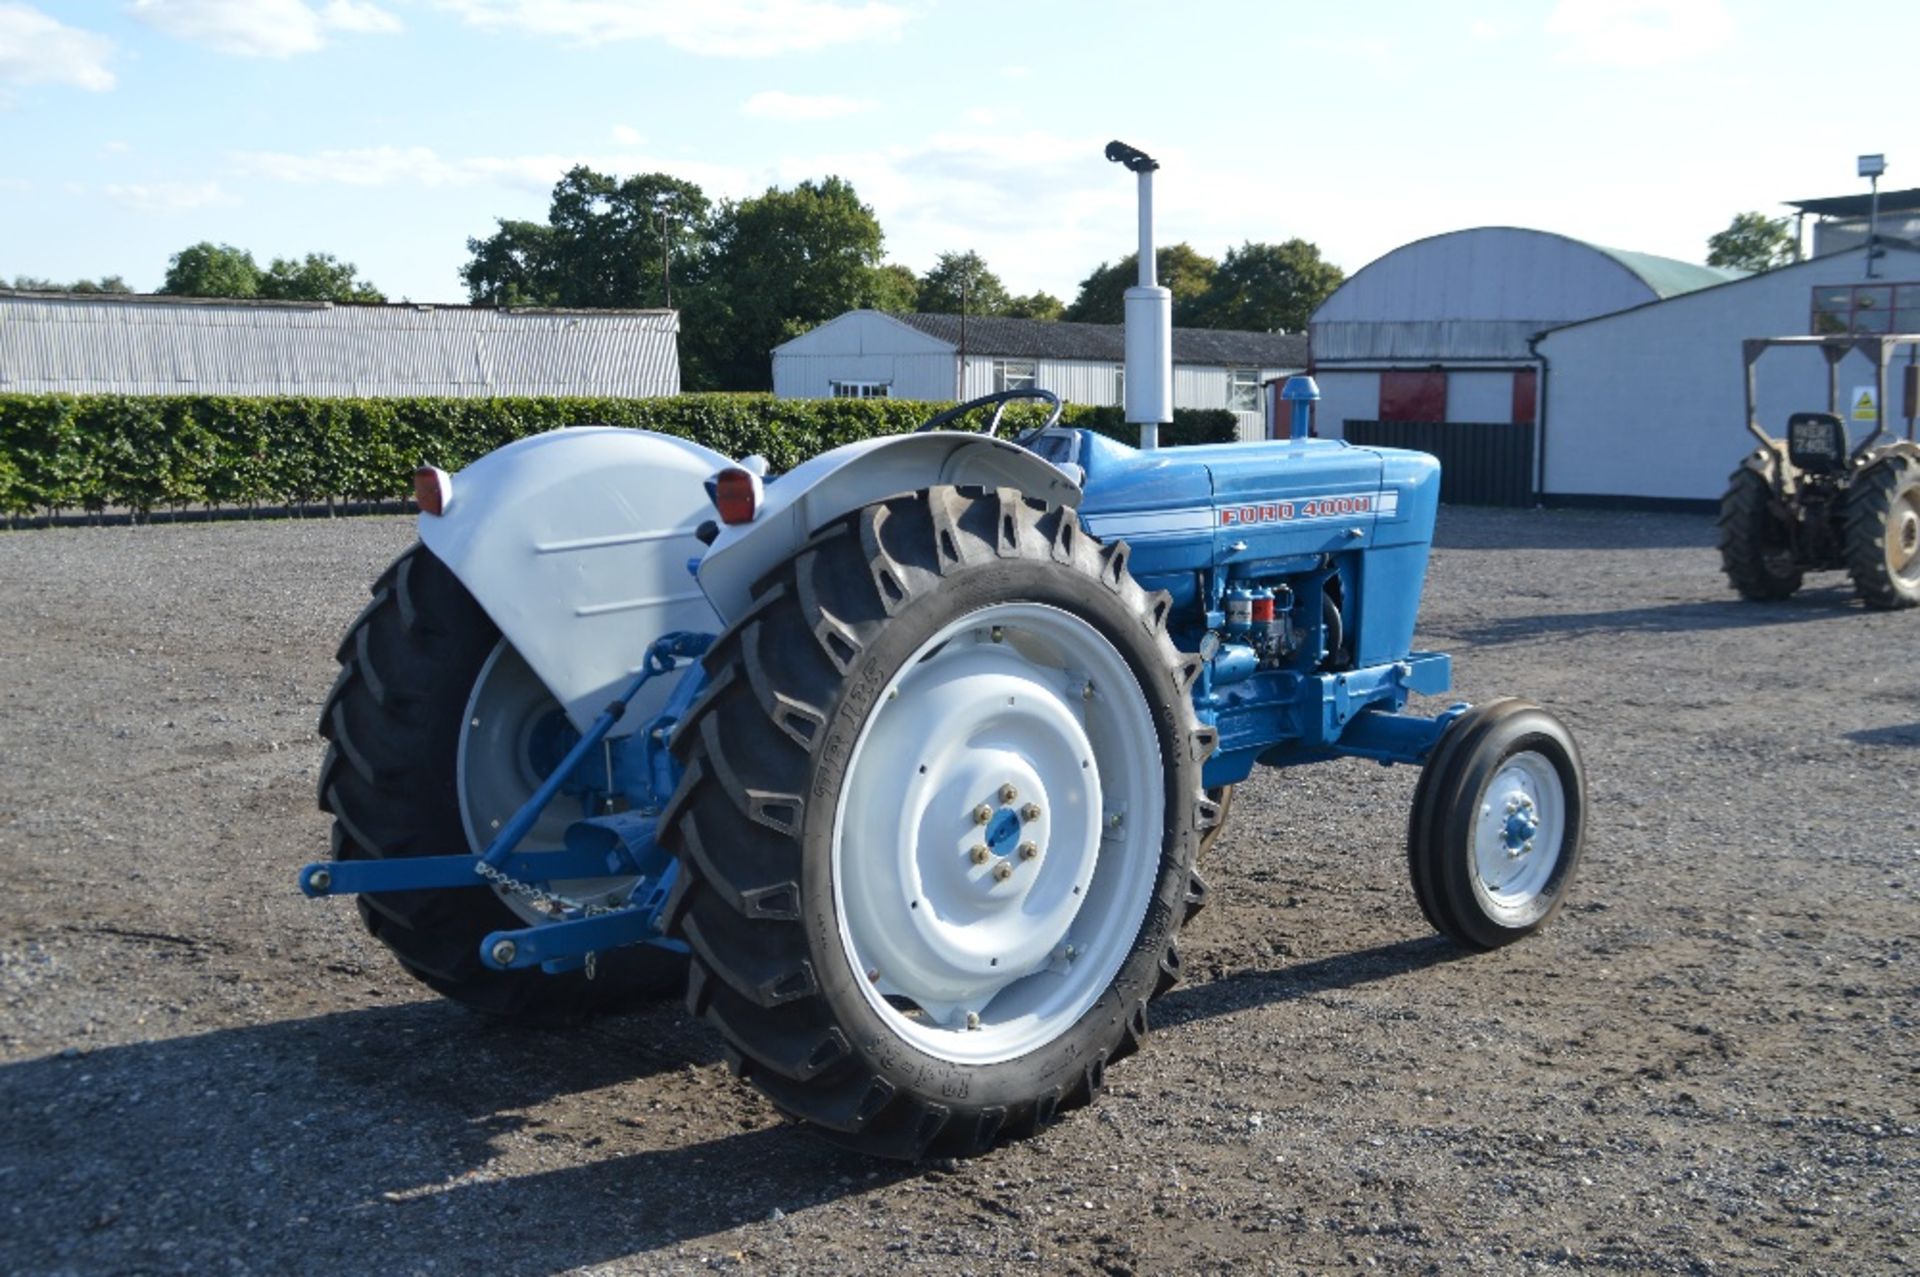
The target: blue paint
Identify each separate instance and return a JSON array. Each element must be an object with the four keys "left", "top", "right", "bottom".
[{"left": 985, "top": 806, "right": 1021, "bottom": 854}]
